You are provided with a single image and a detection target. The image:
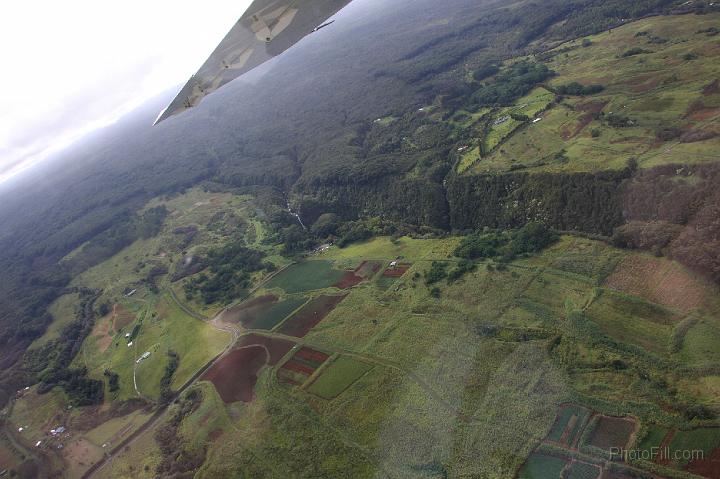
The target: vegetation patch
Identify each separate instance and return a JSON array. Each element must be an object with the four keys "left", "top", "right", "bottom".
[
  {"left": 566, "top": 461, "right": 601, "bottom": 479},
  {"left": 518, "top": 452, "right": 567, "bottom": 479},
  {"left": 586, "top": 415, "right": 637, "bottom": 451},
  {"left": 585, "top": 290, "right": 677, "bottom": 355},
  {"left": 216, "top": 294, "right": 278, "bottom": 325},
  {"left": 306, "top": 356, "right": 373, "bottom": 399},
  {"left": 354, "top": 260, "right": 384, "bottom": 279},
  {"left": 277, "top": 294, "right": 347, "bottom": 338},
  {"left": 265, "top": 261, "right": 347, "bottom": 293},
  {"left": 546, "top": 403, "right": 592, "bottom": 448}
]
